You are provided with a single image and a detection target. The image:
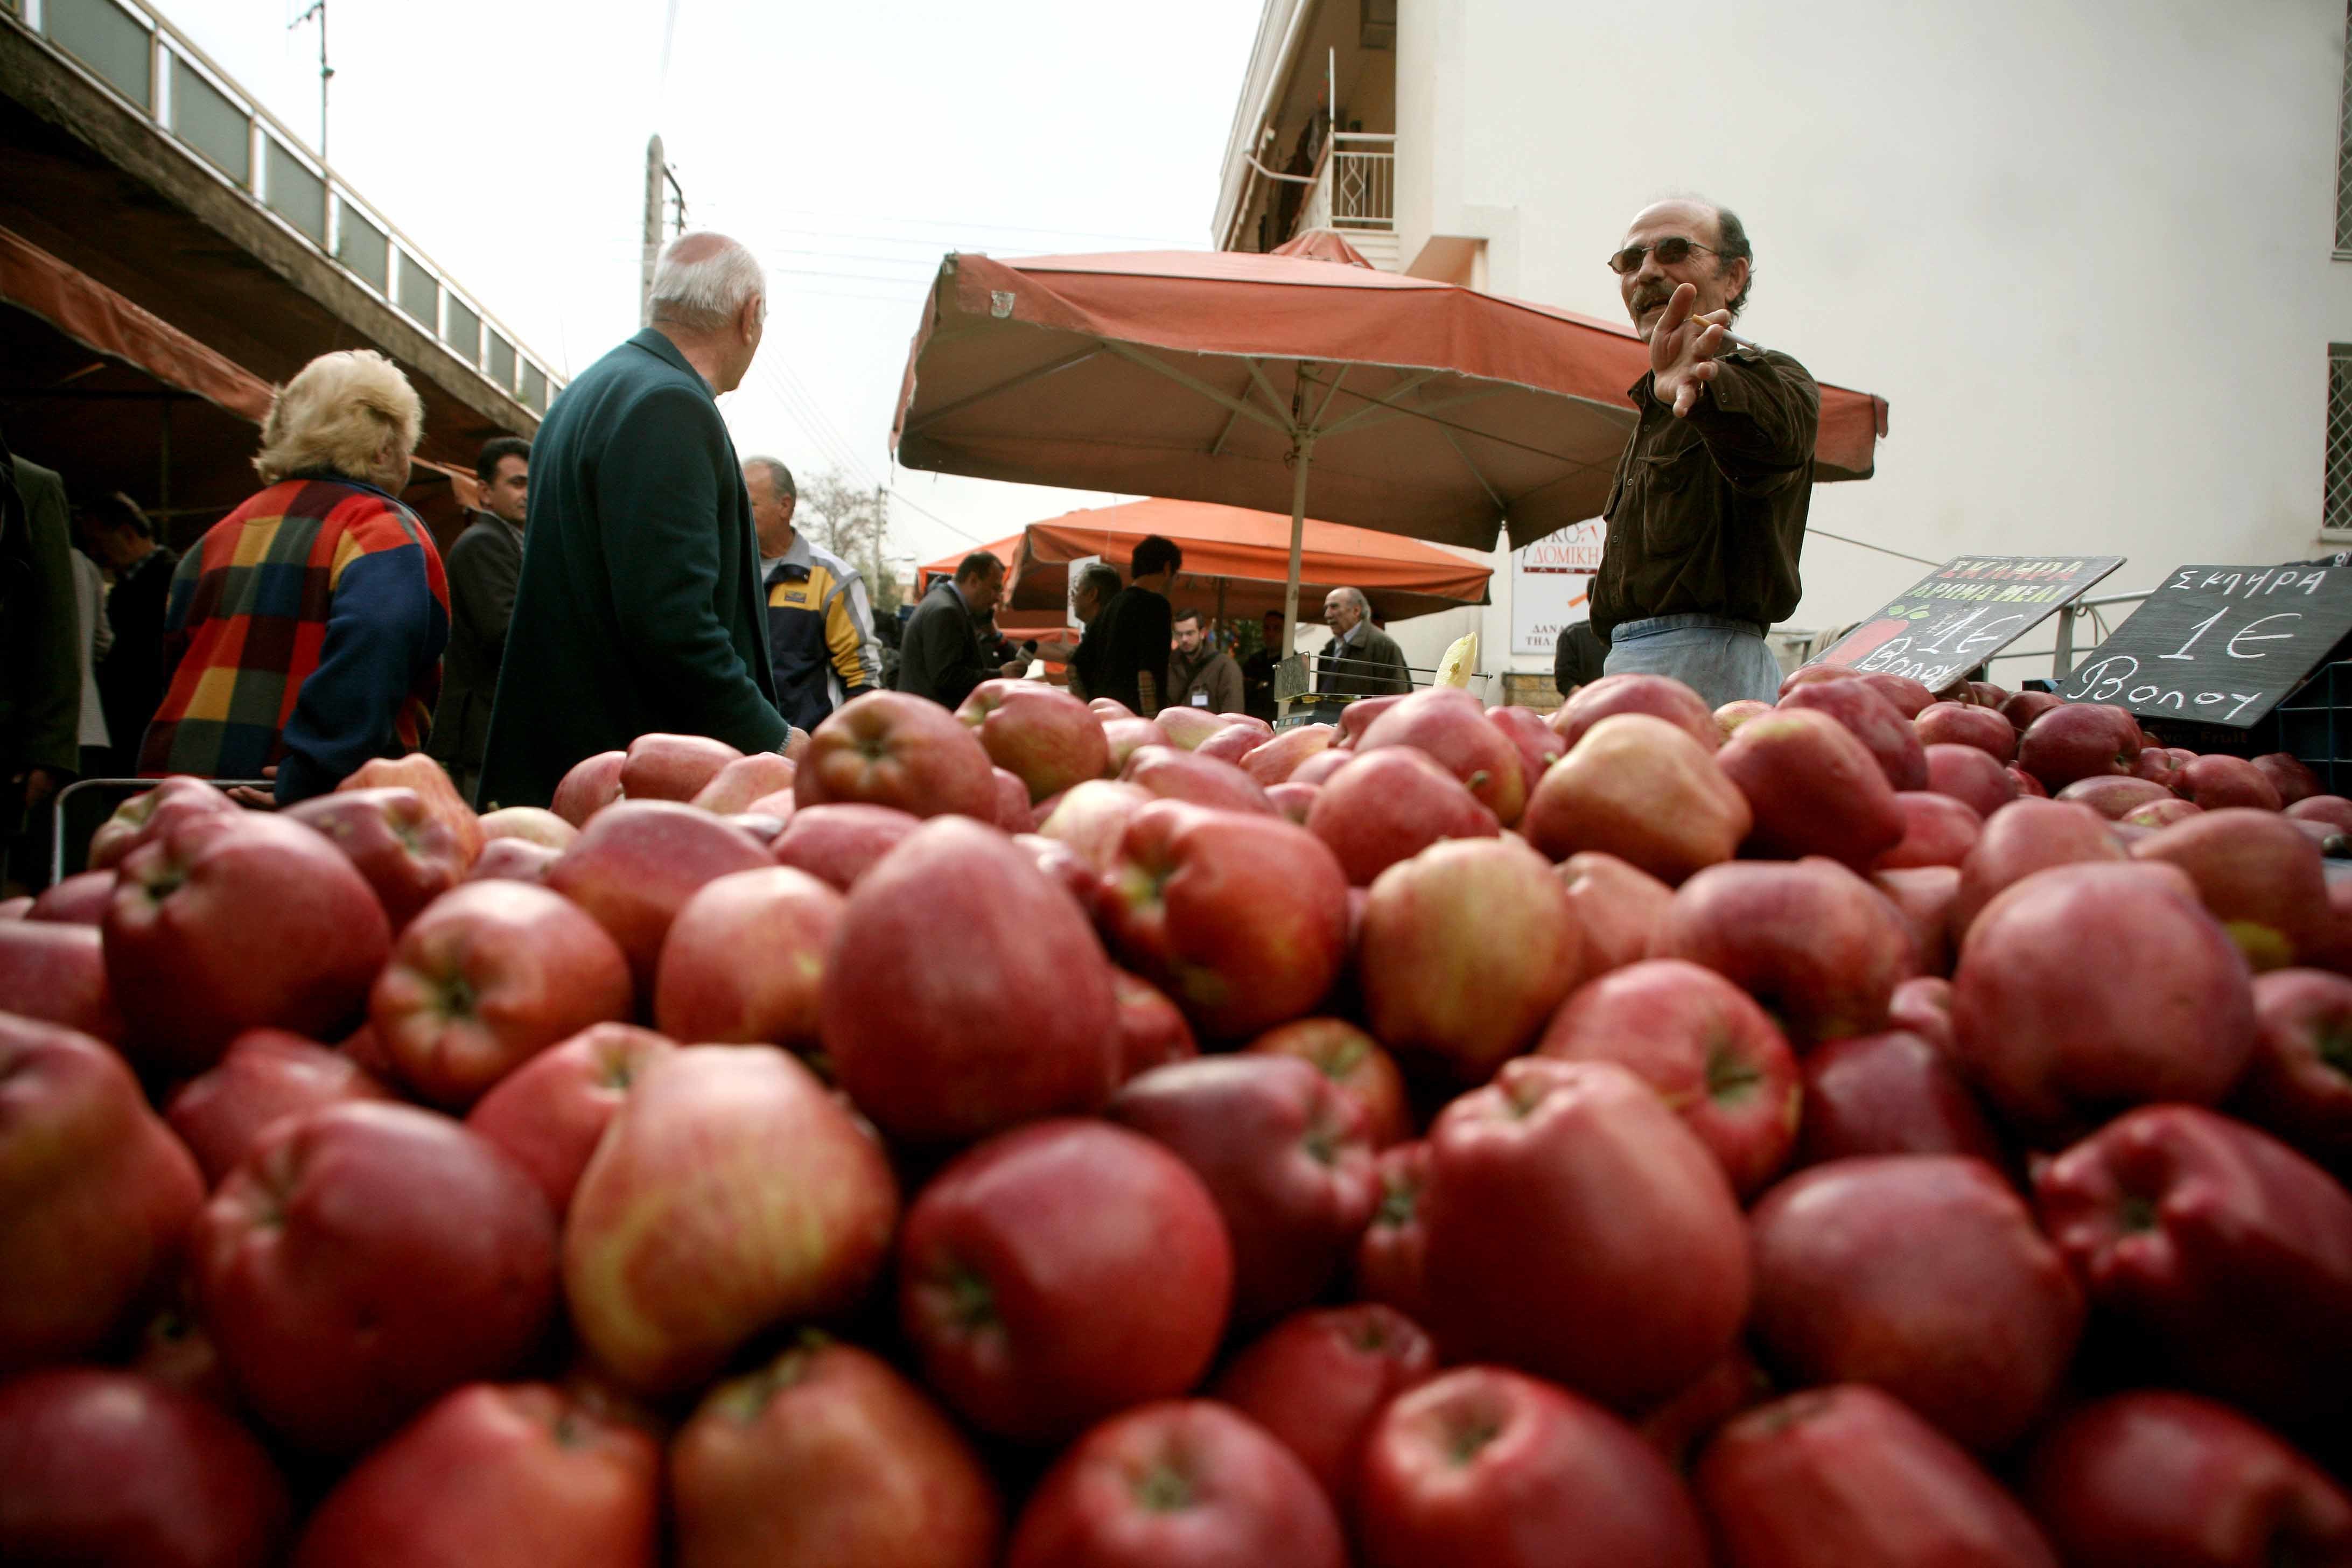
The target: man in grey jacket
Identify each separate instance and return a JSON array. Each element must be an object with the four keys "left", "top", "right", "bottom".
[{"left": 1317, "top": 586, "right": 1412, "bottom": 697}]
